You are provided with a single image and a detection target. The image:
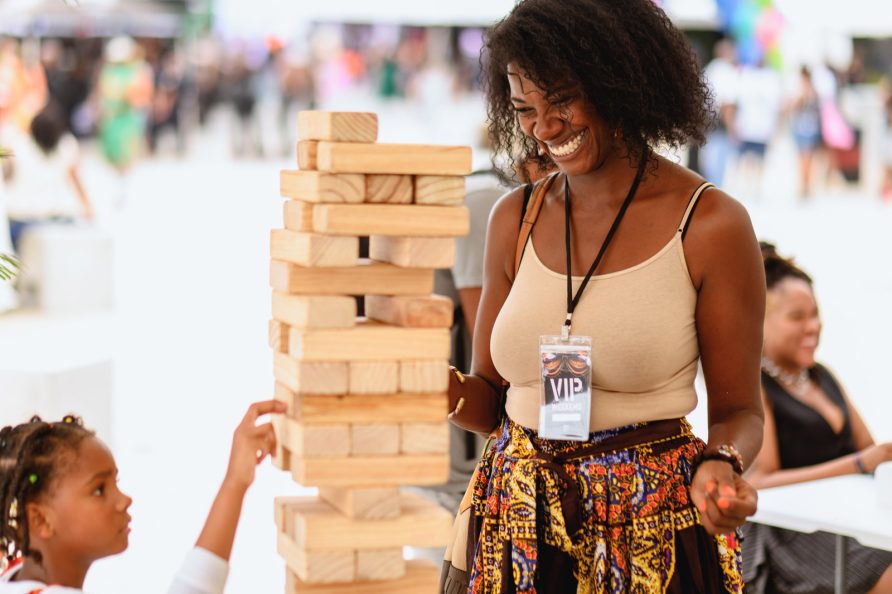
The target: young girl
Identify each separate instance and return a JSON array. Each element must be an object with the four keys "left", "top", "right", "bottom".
[{"left": 0, "top": 399, "right": 285, "bottom": 593}]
